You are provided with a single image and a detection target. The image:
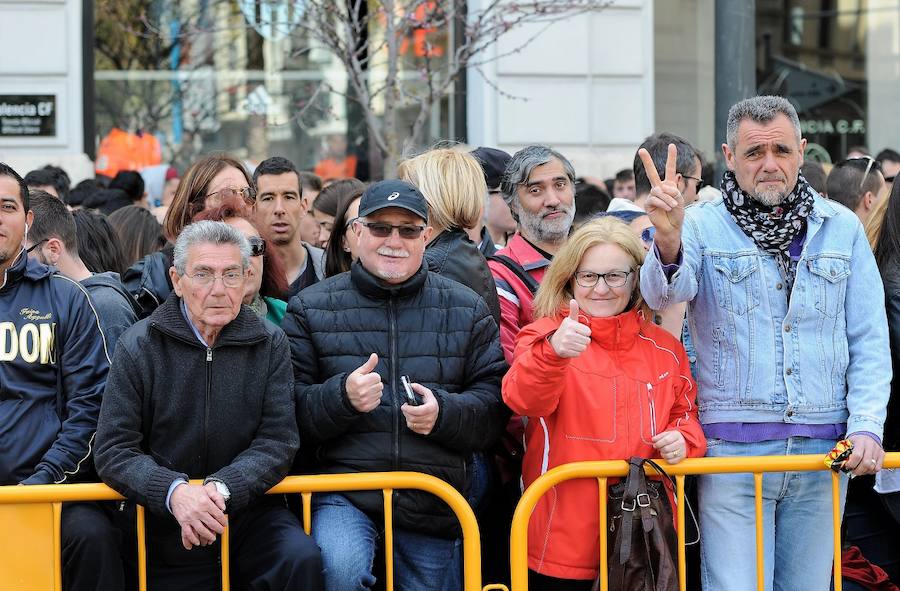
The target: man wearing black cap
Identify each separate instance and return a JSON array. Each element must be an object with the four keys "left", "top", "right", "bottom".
[
  {"left": 282, "top": 179, "right": 508, "bottom": 591},
  {"left": 471, "top": 146, "right": 516, "bottom": 254}
]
